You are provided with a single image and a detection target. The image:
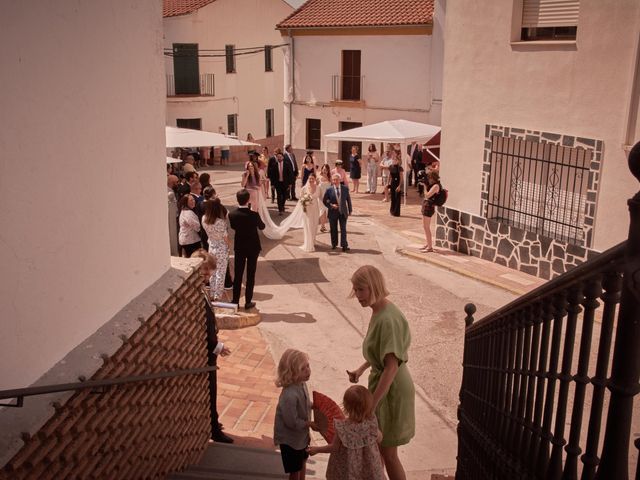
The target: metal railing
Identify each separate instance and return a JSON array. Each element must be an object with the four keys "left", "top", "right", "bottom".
[
  {"left": 457, "top": 143, "right": 640, "bottom": 479},
  {"left": 331, "top": 74, "right": 364, "bottom": 101},
  {"left": 0, "top": 366, "right": 217, "bottom": 408},
  {"left": 166, "top": 73, "right": 215, "bottom": 97}
]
